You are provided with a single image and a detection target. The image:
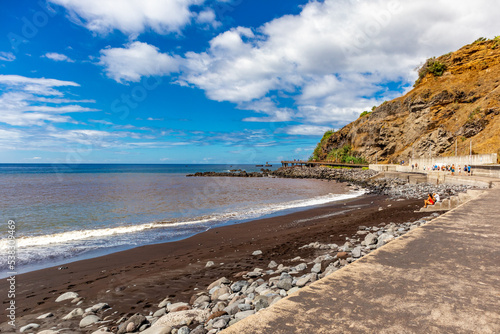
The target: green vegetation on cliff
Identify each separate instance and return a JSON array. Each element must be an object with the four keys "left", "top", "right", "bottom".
[
  {"left": 325, "top": 145, "right": 368, "bottom": 164},
  {"left": 310, "top": 130, "right": 335, "bottom": 161},
  {"left": 310, "top": 131, "right": 368, "bottom": 164}
]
